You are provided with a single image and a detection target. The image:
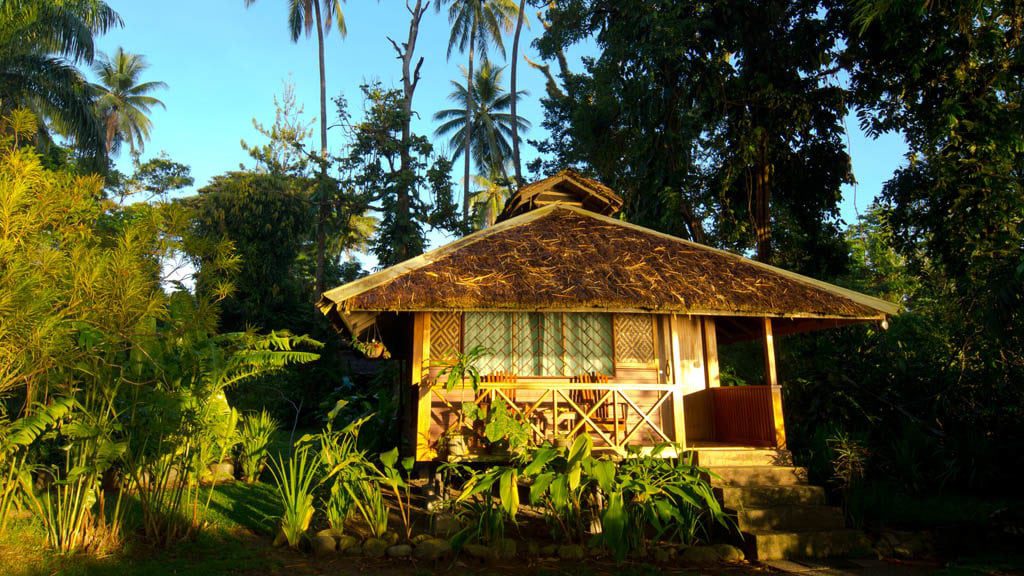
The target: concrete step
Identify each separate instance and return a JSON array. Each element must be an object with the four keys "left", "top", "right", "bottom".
[
  {"left": 743, "top": 529, "right": 873, "bottom": 561},
  {"left": 710, "top": 465, "right": 808, "bottom": 486},
  {"left": 692, "top": 448, "right": 793, "bottom": 467},
  {"left": 719, "top": 484, "right": 826, "bottom": 508},
  {"left": 735, "top": 506, "right": 846, "bottom": 532}
]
